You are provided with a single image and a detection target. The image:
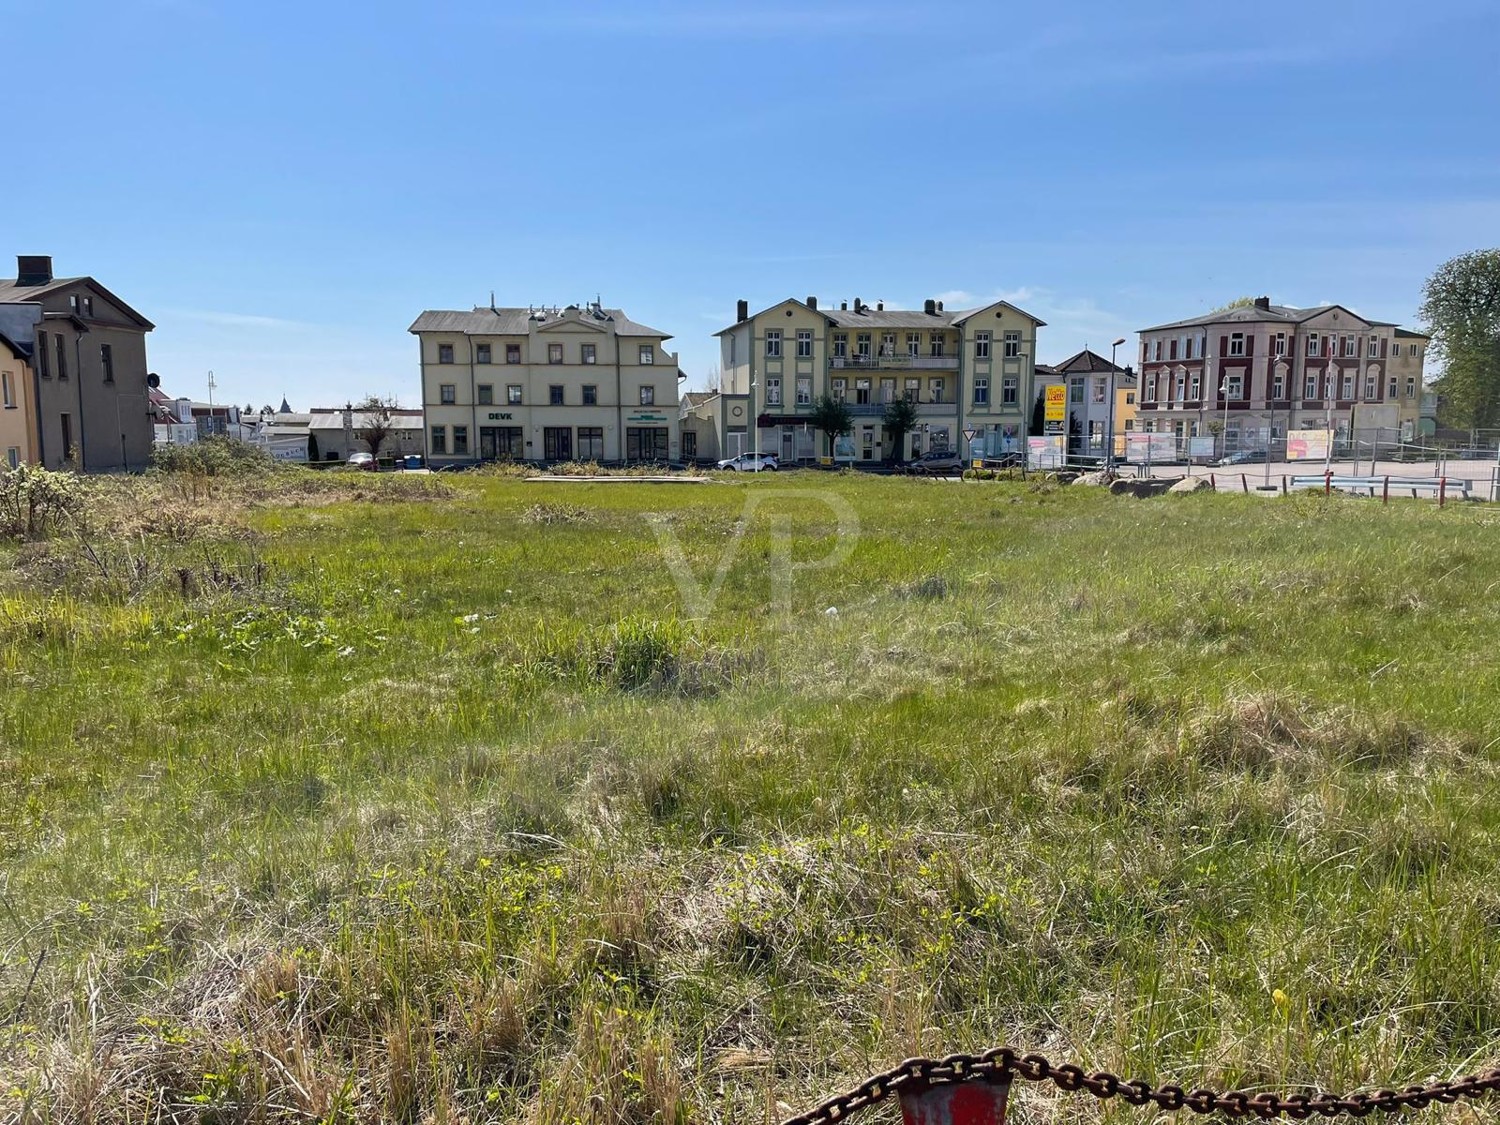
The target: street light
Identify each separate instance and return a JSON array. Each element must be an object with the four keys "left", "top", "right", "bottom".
[
  {"left": 1219, "top": 378, "right": 1231, "bottom": 460},
  {"left": 1107, "top": 337, "right": 1126, "bottom": 469}
]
